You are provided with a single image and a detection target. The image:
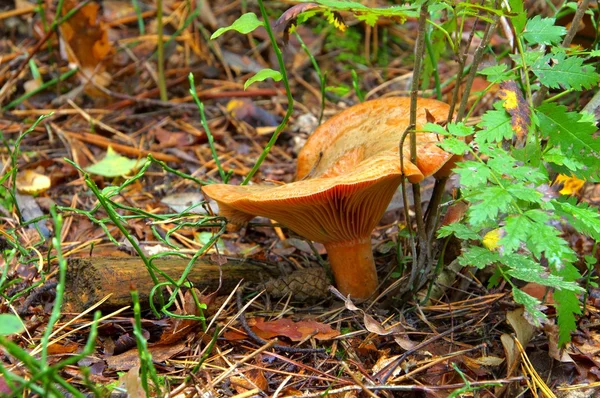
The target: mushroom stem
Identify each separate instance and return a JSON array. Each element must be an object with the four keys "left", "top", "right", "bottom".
[{"left": 324, "top": 238, "right": 378, "bottom": 300}]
